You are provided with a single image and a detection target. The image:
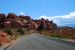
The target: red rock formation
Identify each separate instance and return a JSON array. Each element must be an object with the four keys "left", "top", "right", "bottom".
[
  {"left": 29, "top": 21, "right": 38, "bottom": 30},
  {"left": 4, "top": 18, "right": 24, "bottom": 28},
  {"left": 4, "top": 21, "right": 11, "bottom": 28},
  {"left": 19, "top": 15, "right": 31, "bottom": 21},
  {"left": 11, "top": 19, "right": 24, "bottom": 28},
  {"left": 37, "top": 18, "right": 57, "bottom": 30},
  {"left": 0, "top": 13, "right": 6, "bottom": 28},
  {"left": 7, "top": 13, "right": 17, "bottom": 19},
  {"left": 0, "top": 13, "right": 57, "bottom": 30}
]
